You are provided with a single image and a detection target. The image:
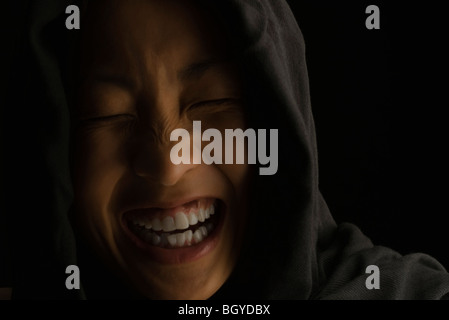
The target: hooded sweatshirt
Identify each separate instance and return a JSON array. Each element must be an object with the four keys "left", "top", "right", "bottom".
[{"left": 2, "top": 0, "right": 449, "bottom": 300}]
